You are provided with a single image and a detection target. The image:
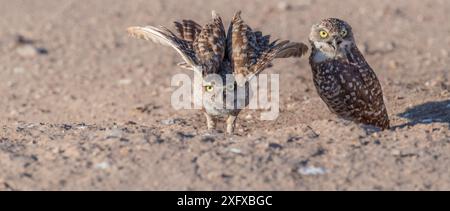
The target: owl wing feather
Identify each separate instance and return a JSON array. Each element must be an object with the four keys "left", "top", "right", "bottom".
[
  {"left": 127, "top": 25, "right": 201, "bottom": 75},
  {"left": 174, "top": 20, "right": 202, "bottom": 43},
  {"left": 228, "top": 11, "right": 308, "bottom": 85},
  {"left": 275, "top": 42, "right": 309, "bottom": 59},
  {"left": 173, "top": 20, "right": 202, "bottom": 70},
  {"left": 192, "top": 11, "right": 227, "bottom": 75}
]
